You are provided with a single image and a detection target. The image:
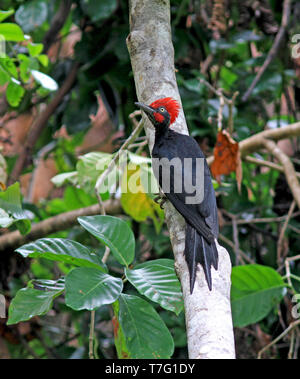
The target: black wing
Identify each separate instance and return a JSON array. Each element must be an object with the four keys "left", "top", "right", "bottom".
[{"left": 153, "top": 130, "right": 219, "bottom": 239}]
